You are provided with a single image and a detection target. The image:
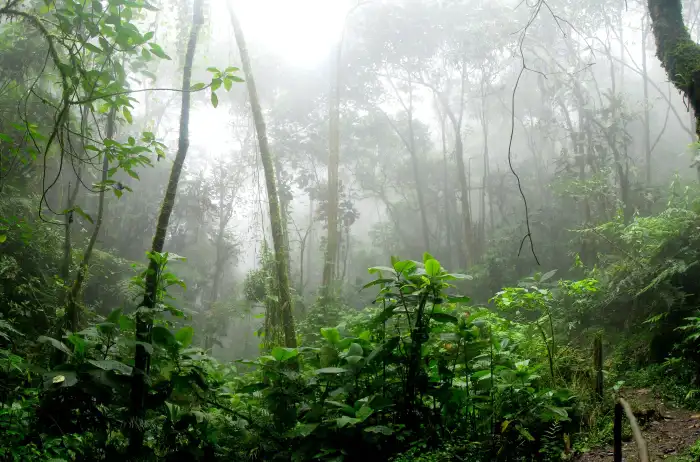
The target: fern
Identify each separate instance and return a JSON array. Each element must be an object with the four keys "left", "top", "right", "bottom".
[{"left": 540, "top": 420, "right": 563, "bottom": 461}]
